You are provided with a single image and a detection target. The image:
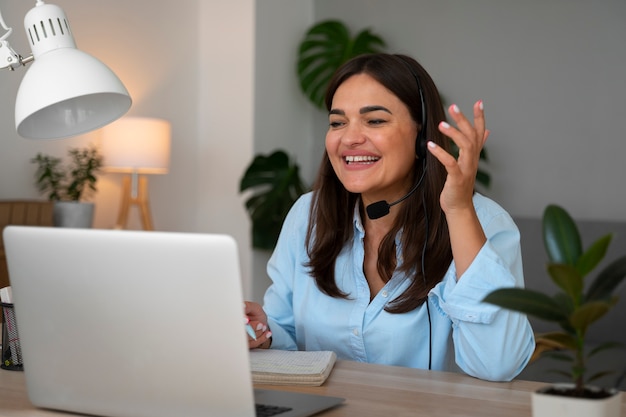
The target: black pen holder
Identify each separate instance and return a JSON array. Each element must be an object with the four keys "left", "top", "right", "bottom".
[{"left": 1, "top": 302, "right": 23, "bottom": 371}]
